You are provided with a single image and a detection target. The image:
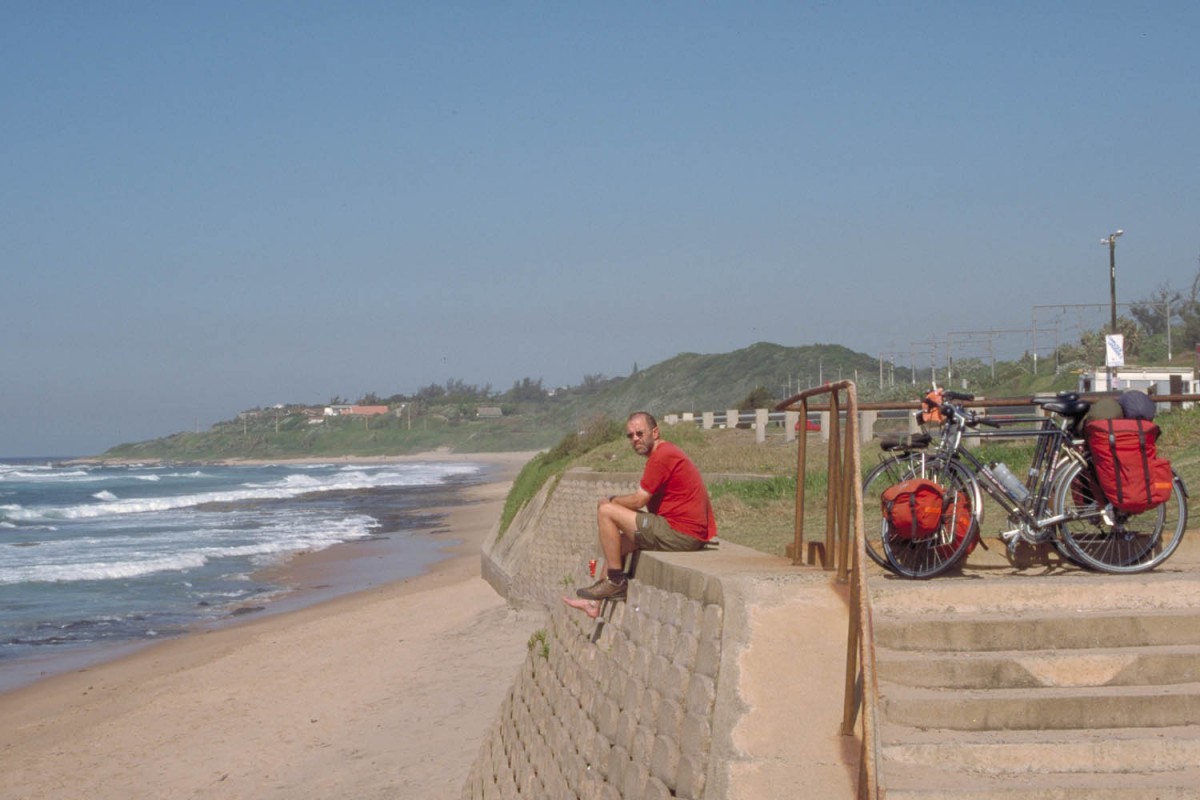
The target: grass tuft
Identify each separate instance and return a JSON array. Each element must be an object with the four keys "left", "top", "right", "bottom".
[
  {"left": 497, "top": 415, "right": 624, "bottom": 539},
  {"left": 527, "top": 629, "right": 550, "bottom": 659}
]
